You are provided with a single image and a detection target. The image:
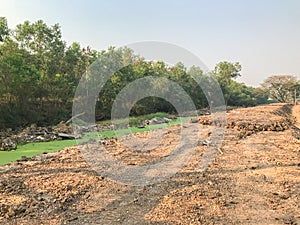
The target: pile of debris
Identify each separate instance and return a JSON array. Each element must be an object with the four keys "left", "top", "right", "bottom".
[
  {"left": 0, "top": 118, "right": 137, "bottom": 151},
  {"left": 0, "top": 123, "right": 79, "bottom": 151},
  {"left": 0, "top": 138, "right": 18, "bottom": 151},
  {"left": 198, "top": 104, "right": 295, "bottom": 138},
  {"left": 52, "top": 121, "right": 73, "bottom": 133}
]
